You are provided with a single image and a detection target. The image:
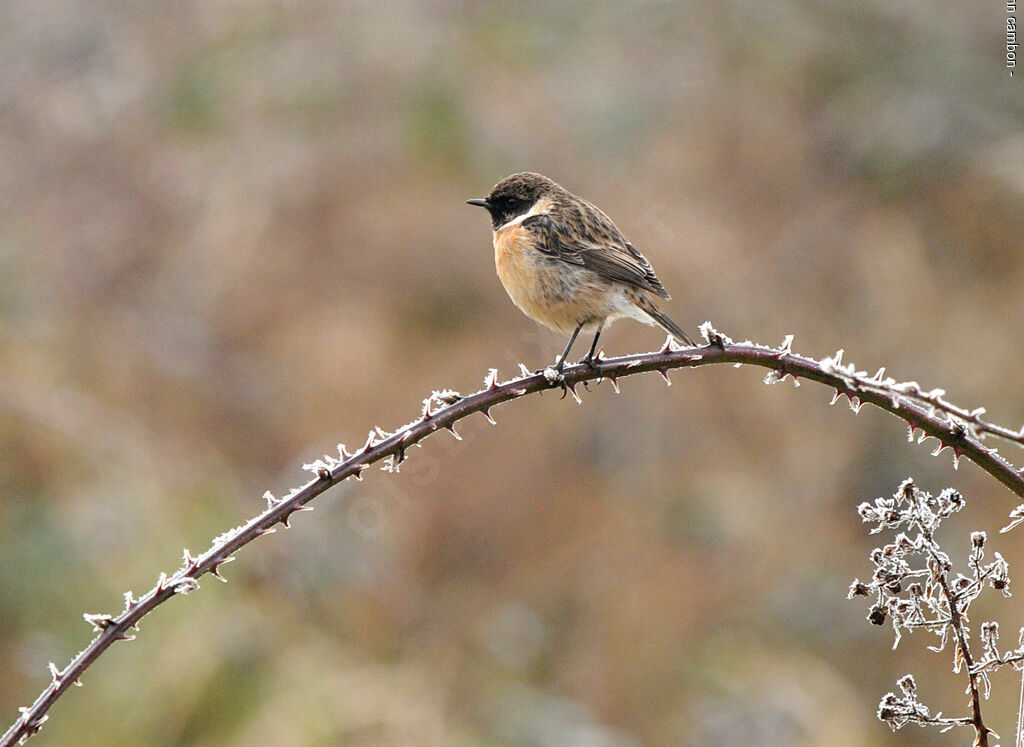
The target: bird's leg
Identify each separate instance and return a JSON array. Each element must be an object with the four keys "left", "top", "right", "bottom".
[
  {"left": 579, "top": 328, "right": 603, "bottom": 370},
  {"left": 550, "top": 323, "right": 583, "bottom": 374}
]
